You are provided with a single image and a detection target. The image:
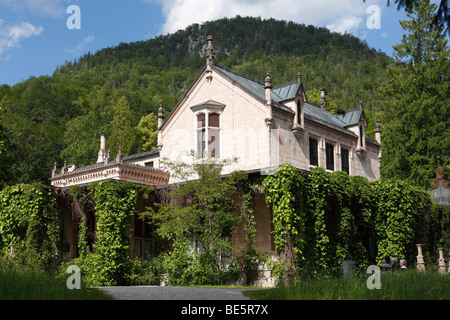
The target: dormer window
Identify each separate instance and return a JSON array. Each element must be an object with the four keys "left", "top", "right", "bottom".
[{"left": 191, "top": 100, "right": 226, "bottom": 159}]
